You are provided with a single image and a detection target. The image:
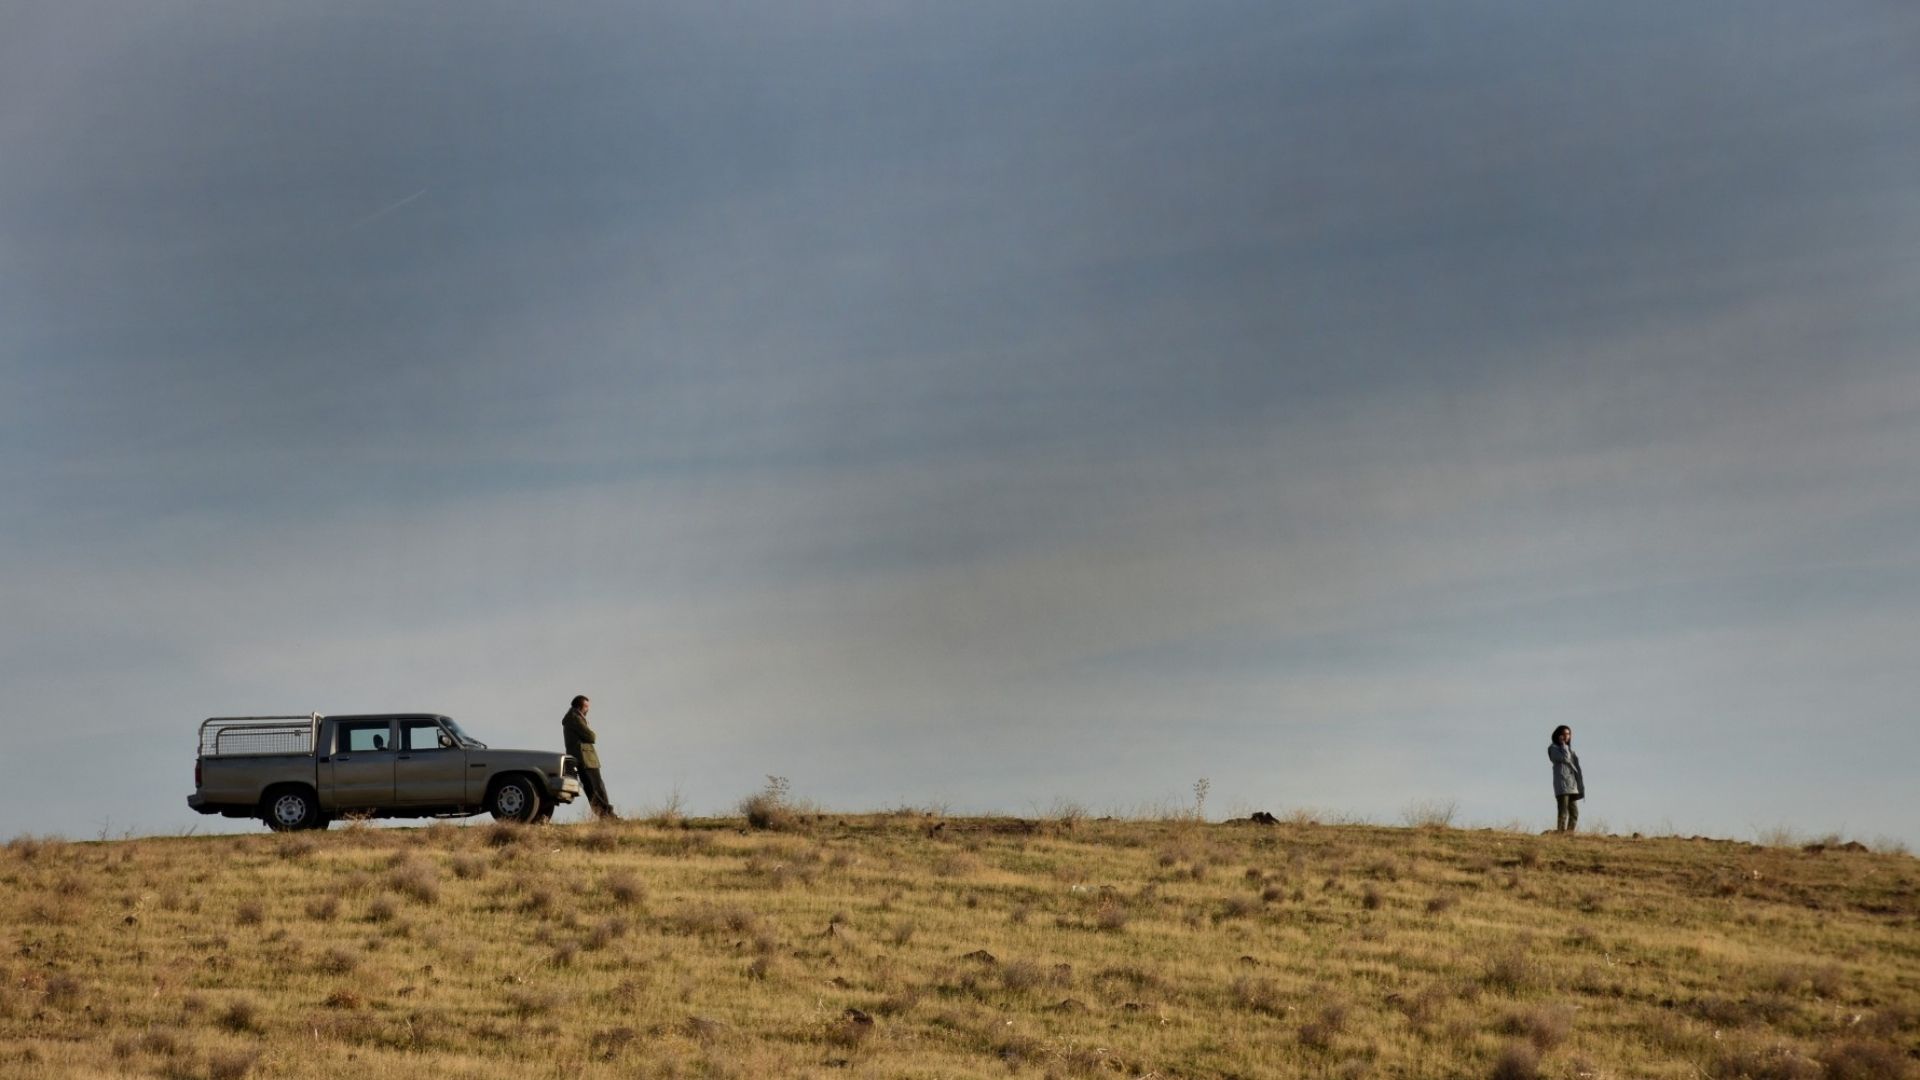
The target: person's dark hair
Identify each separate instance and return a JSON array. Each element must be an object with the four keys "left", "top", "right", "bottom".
[
  {"left": 1550, "top": 725, "right": 1571, "bottom": 744},
  {"left": 571, "top": 695, "right": 589, "bottom": 709}
]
